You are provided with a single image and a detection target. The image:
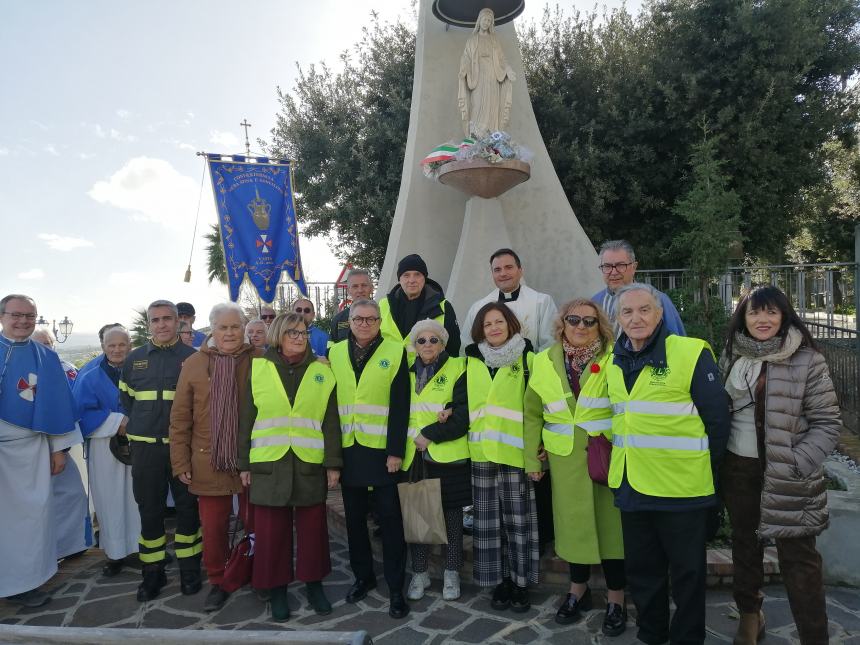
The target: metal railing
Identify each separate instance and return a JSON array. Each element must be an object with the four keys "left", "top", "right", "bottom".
[{"left": 807, "top": 322, "right": 859, "bottom": 433}]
